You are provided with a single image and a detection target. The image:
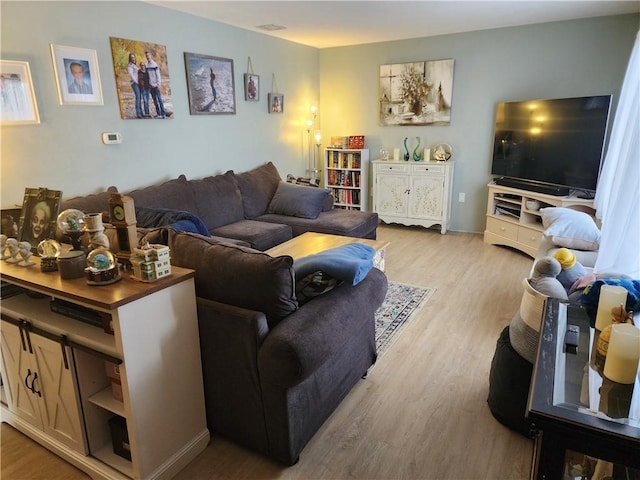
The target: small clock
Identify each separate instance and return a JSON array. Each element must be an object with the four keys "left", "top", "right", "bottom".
[
  {"left": 112, "top": 205, "right": 125, "bottom": 222},
  {"left": 108, "top": 193, "right": 136, "bottom": 226}
]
